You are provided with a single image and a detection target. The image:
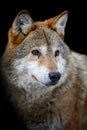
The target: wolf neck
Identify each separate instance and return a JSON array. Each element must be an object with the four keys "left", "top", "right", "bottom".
[
  {"left": 23, "top": 76, "right": 80, "bottom": 130},
  {"left": 19, "top": 82, "right": 80, "bottom": 130}
]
